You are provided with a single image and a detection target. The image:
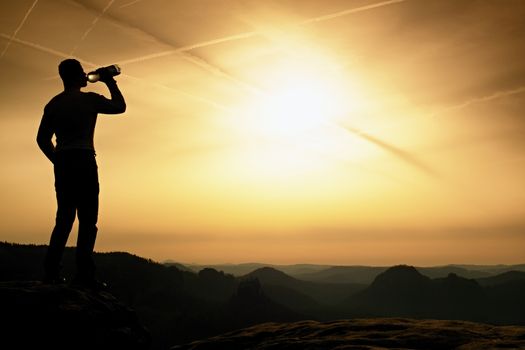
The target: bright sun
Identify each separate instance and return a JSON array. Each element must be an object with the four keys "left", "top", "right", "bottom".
[
  {"left": 236, "top": 70, "right": 352, "bottom": 139},
  {"left": 226, "top": 68, "right": 374, "bottom": 182},
  {"left": 258, "top": 78, "right": 339, "bottom": 136}
]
